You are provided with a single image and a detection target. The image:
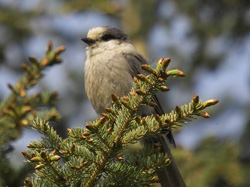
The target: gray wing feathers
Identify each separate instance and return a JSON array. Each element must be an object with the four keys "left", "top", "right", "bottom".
[
  {"left": 122, "top": 53, "right": 165, "bottom": 115},
  {"left": 122, "top": 52, "right": 146, "bottom": 77}
]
